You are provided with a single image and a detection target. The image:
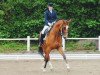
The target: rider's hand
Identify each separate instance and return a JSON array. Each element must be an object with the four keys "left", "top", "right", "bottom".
[
  {"left": 48, "top": 22, "right": 52, "bottom": 26},
  {"left": 53, "top": 21, "right": 56, "bottom": 24}
]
